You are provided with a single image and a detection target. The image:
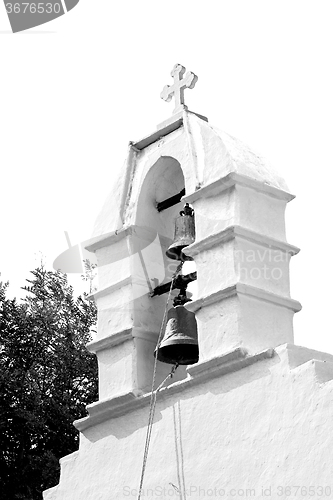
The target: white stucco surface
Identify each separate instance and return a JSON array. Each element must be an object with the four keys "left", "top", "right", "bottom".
[{"left": 44, "top": 344, "right": 333, "bottom": 499}]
